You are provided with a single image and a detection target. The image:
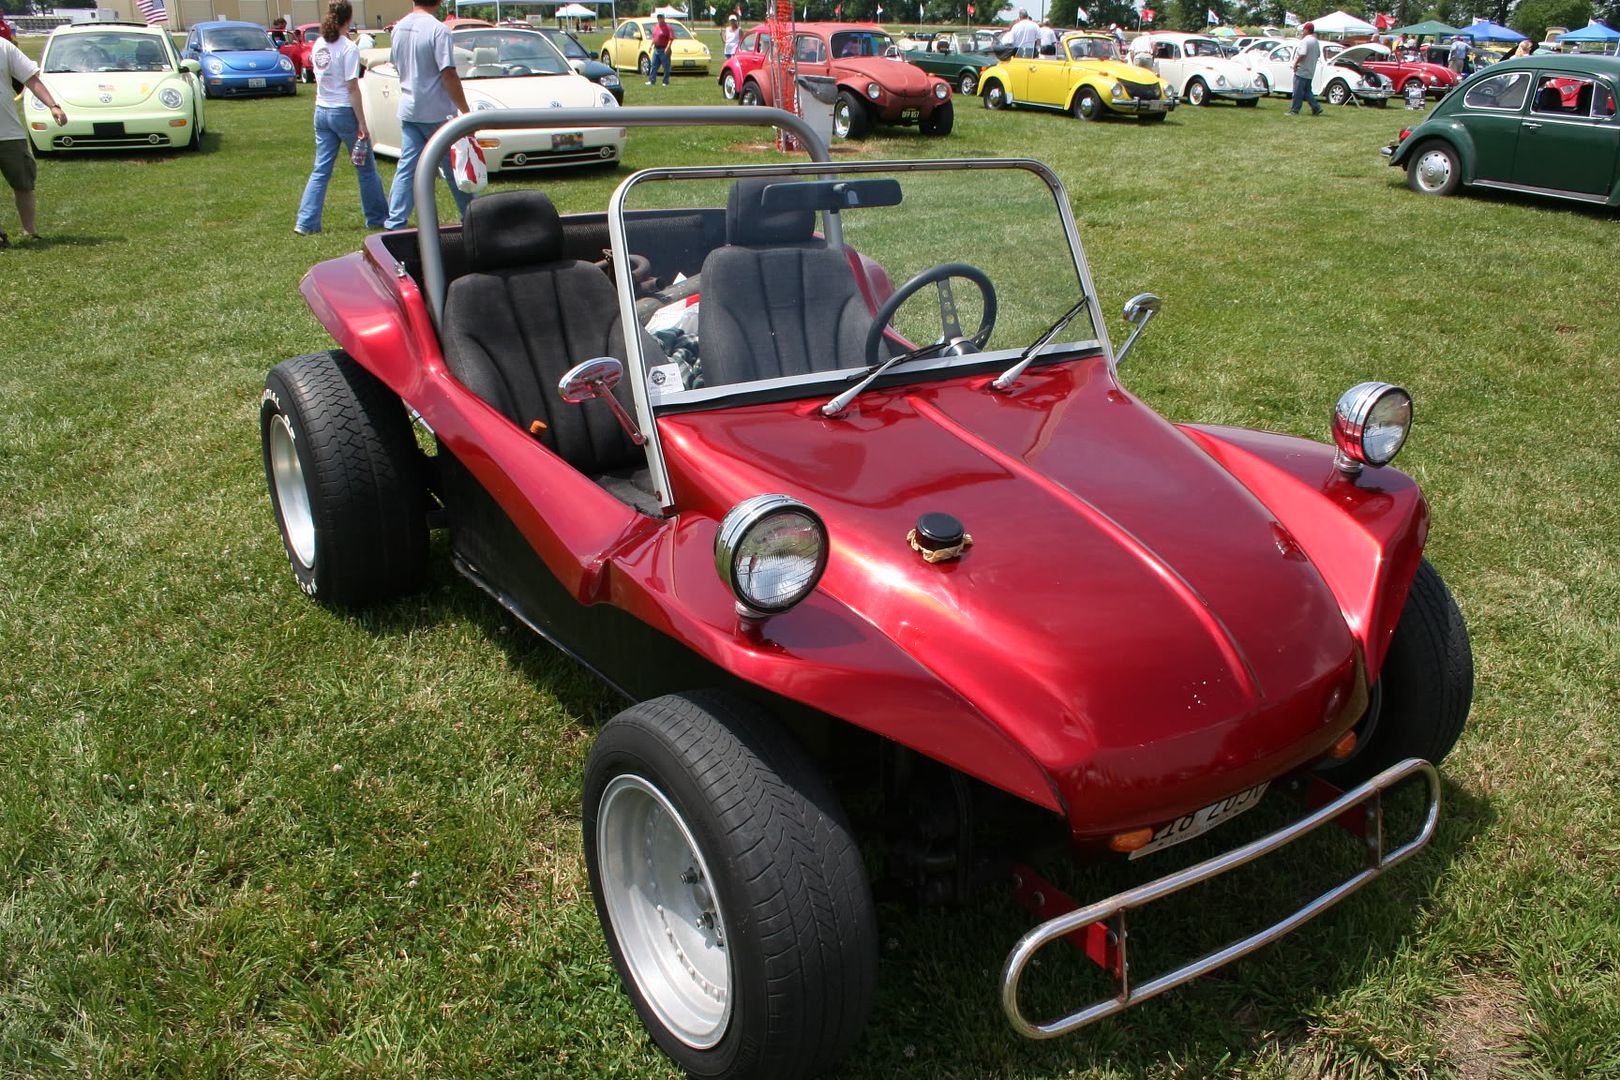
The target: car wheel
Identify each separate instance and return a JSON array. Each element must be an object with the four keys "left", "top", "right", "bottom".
[
  {"left": 1254, "top": 72, "right": 1269, "bottom": 93},
  {"left": 722, "top": 69, "right": 737, "bottom": 99},
  {"left": 1408, "top": 139, "right": 1461, "bottom": 196},
  {"left": 601, "top": 49, "right": 613, "bottom": 66},
  {"left": 833, "top": 90, "right": 870, "bottom": 139},
  {"left": 260, "top": 350, "right": 429, "bottom": 608},
  {"left": 1186, "top": 77, "right": 1208, "bottom": 105},
  {"left": 1315, "top": 560, "right": 1472, "bottom": 786},
  {"left": 1402, "top": 77, "right": 1424, "bottom": 97},
  {"left": 982, "top": 79, "right": 1009, "bottom": 109},
  {"left": 958, "top": 68, "right": 977, "bottom": 95},
  {"left": 739, "top": 79, "right": 762, "bottom": 107},
  {"left": 1071, "top": 86, "right": 1102, "bottom": 120},
  {"left": 186, "top": 107, "right": 202, "bottom": 150},
  {"left": 584, "top": 691, "right": 877, "bottom": 1080},
  {"left": 1326, "top": 79, "right": 1351, "bottom": 106},
  {"left": 638, "top": 53, "right": 651, "bottom": 77},
  {"left": 920, "top": 99, "right": 953, "bottom": 135}
]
